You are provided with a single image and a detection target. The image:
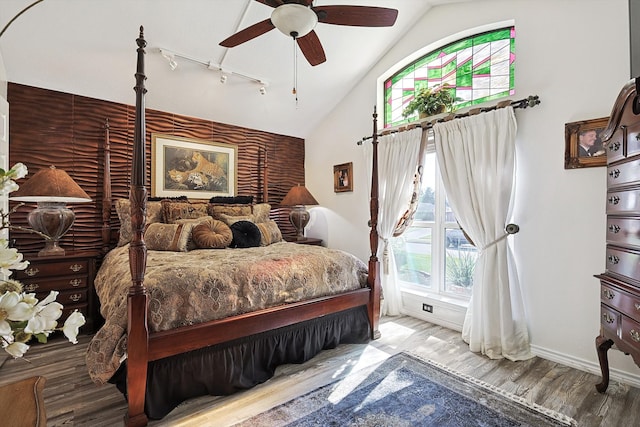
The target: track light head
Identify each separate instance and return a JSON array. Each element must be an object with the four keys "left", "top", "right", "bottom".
[{"left": 160, "top": 49, "right": 178, "bottom": 71}]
